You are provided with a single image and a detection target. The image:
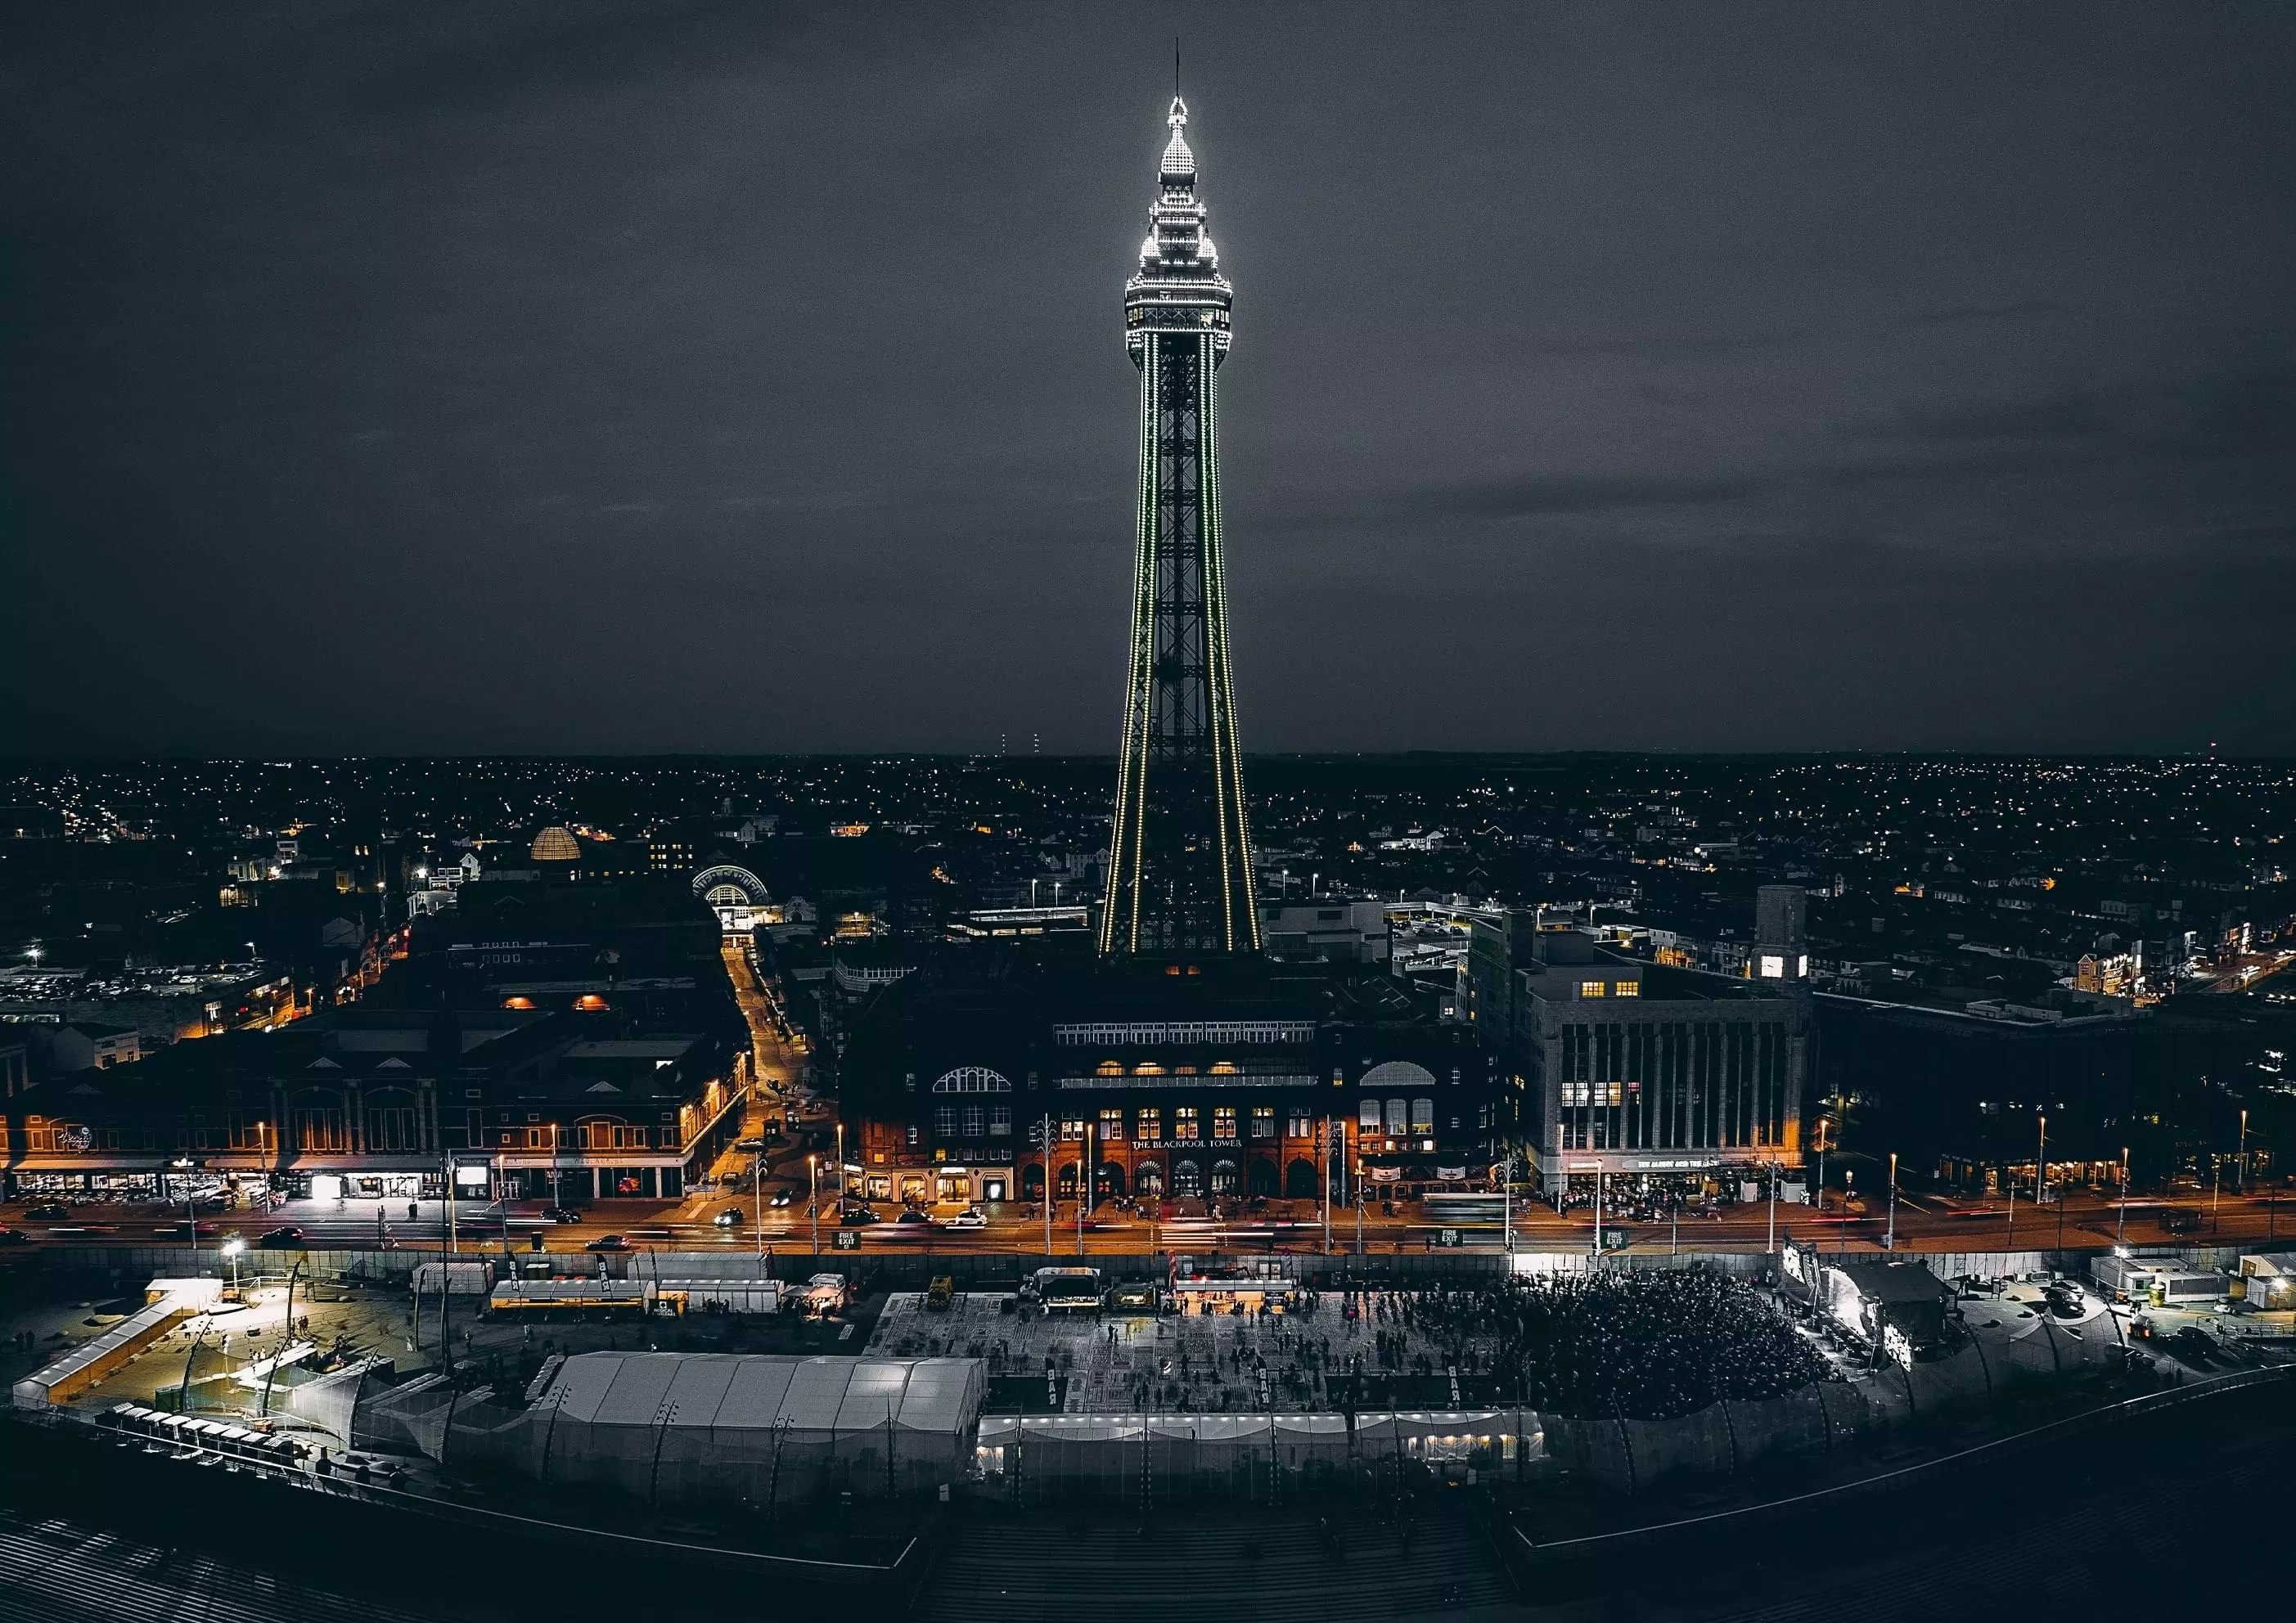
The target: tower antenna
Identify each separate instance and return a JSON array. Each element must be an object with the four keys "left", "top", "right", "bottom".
[{"left": 1174, "top": 36, "right": 1181, "bottom": 98}]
